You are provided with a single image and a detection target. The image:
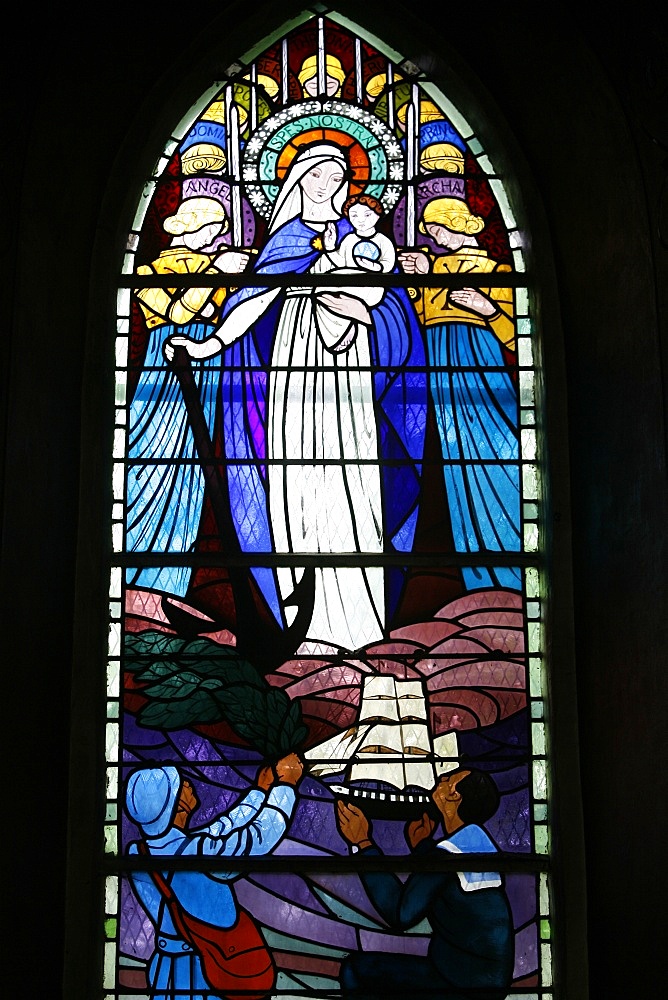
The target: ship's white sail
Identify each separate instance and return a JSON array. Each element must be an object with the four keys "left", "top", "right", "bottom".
[
  {"left": 306, "top": 676, "right": 459, "bottom": 792},
  {"left": 305, "top": 724, "right": 372, "bottom": 777}
]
